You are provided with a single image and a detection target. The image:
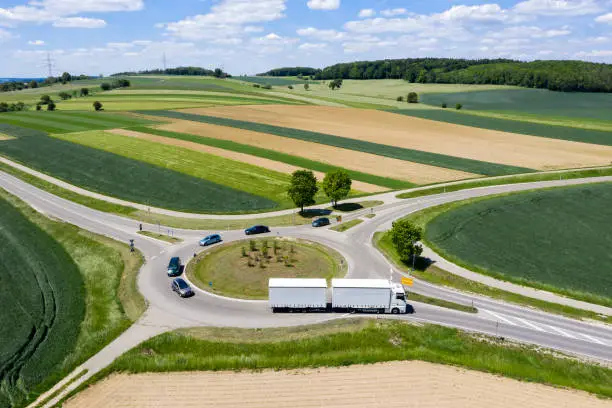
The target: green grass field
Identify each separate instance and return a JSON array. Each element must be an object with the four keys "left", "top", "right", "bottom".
[
  {"left": 55, "top": 130, "right": 303, "bottom": 209},
  {"left": 238, "top": 76, "right": 315, "bottom": 86},
  {"left": 0, "top": 124, "right": 278, "bottom": 213},
  {"left": 421, "top": 89, "right": 612, "bottom": 122},
  {"left": 425, "top": 183, "right": 612, "bottom": 304},
  {"left": 0, "top": 190, "right": 143, "bottom": 408},
  {"left": 187, "top": 238, "right": 345, "bottom": 299},
  {"left": 142, "top": 111, "right": 534, "bottom": 177},
  {"left": 0, "top": 111, "right": 157, "bottom": 134},
  {"left": 392, "top": 109, "right": 612, "bottom": 147},
  {"left": 99, "top": 319, "right": 612, "bottom": 398},
  {"left": 129, "top": 126, "right": 413, "bottom": 189}
]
